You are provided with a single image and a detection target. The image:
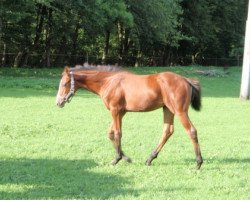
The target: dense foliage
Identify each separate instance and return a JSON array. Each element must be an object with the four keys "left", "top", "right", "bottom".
[{"left": 0, "top": 0, "right": 248, "bottom": 67}]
